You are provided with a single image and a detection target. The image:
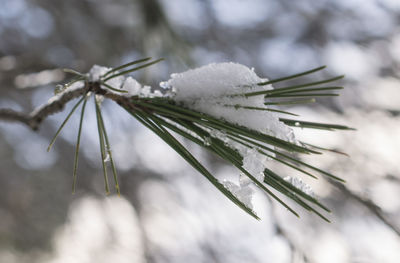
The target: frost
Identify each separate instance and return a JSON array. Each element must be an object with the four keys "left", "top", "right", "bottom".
[
  {"left": 223, "top": 180, "right": 254, "bottom": 210},
  {"left": 284, "top": 176, "right": 315, "bottom": 196}
]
